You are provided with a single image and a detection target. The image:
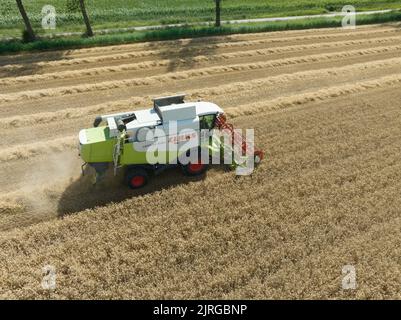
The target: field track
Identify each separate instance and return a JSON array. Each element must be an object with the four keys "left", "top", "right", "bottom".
[{"left": 0, "top": 24, "right": 400, "bottom": 299}]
